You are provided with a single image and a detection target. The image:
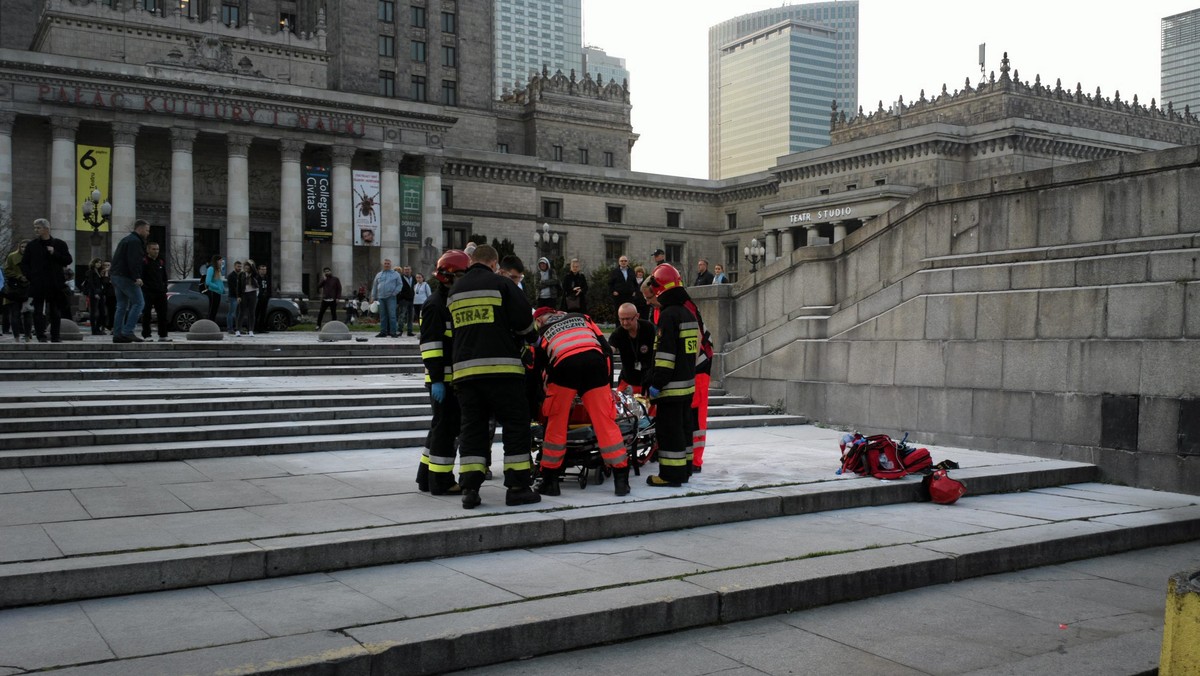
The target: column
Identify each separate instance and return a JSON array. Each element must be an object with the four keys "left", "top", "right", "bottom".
[
  {"left": 110, "top": 122, "right": 139, "bottom": 247},
  {"left": 170, "top": 128, "right": 197, "bottom": 275},
  {"left": 832, "top": 220, "right": 847, "bottom": 243},
  {"left": 422, "top": 156, "right": 444, "bottom": 258},
  {"left": 330, "top": 145, "right": 355, "bottom": 286},
  {"left": 780, "top": 227, "right": 794, "bottom": 258},
  {"left": 49, "top": 116, "right": 79, "bottom": 234},
  {"left": 380, "top": 149, "right": 401, "bottom": 270},
  {"left": 764, "top": 229, "right": 777, "bottom": 263},
  {"left": 225, "top": 133, "right": 252, "bottom": 265},
  {"left": 279, "top": 139, "right": 305, "bottom": 296},
  {"left": 0, "top": 112, "right": 14, "bottom": 224}
]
